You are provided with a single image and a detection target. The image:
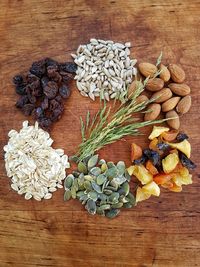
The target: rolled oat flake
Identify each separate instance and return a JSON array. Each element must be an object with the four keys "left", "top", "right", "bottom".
[{"left": 4, "top": 121, "right": 70, "bottom": 201}]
